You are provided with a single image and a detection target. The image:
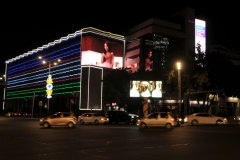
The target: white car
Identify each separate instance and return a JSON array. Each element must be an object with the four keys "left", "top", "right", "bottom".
[
  {"left": 78, "top": 113, "right": 109, "bottom": 125},
  {"left": 136, "top": 112, "right": 178, "bottom": 129},
  {"left": 185, "top": 113, "right": 228, "bottom": 126},
  {"left": 234, "top": 116, "right": 240, "bottom": 122}
]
